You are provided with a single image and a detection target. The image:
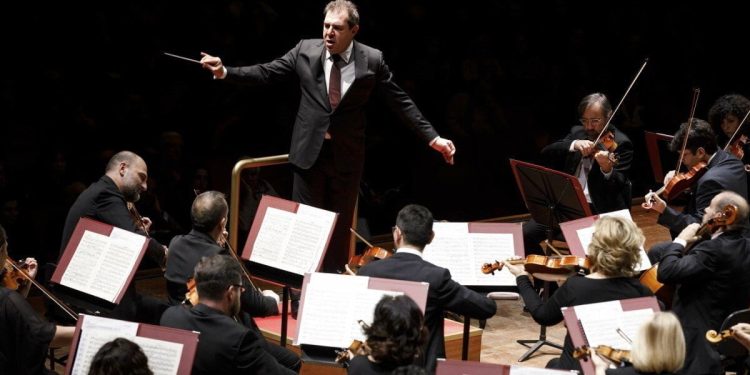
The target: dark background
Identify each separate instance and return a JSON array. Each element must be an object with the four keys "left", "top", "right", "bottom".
[{"left": 2, "top": 0, "right": 749, "bottom": 263}]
